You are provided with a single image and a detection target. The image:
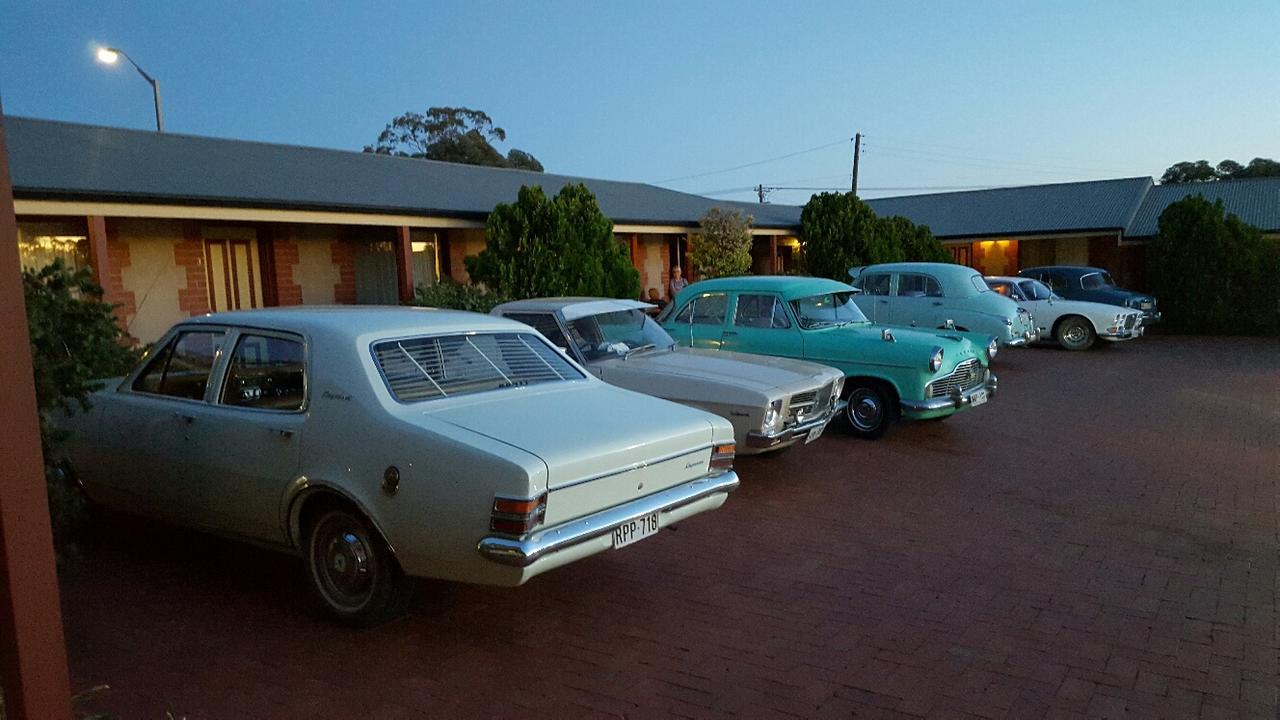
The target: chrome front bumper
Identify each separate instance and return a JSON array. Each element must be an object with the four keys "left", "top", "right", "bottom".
[
  {"left": 476, "top": 471, "right": 741, "bottom": 567},
  {"left": 901, "top": 373, "right": 998, "bottom": 412},
  {"left": 1005, "top": 329, "right": 1038, "bottom": 347},
  {"left": 745, "top": 400, "right": 846, "bottom": 449}
]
